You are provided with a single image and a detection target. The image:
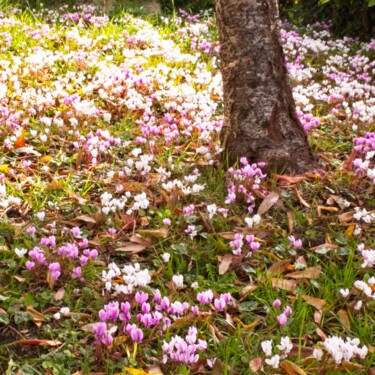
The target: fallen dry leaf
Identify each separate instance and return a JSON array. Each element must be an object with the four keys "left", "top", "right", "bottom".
[
  {"left": 129, "top": 235, "right": 153, "bottom": 247},
  {"left": 314, "top": 310, "right": 322, "bottom": 325},
  {"left": 338, "top": 211, "right": 354, "bottom": 224},
  {"left": 302, "top": 295, "right": 327, "bottom": 310},
  {"left": 310, "top": 243, "right": 339, "bottom": 252},
  {"left": 337, "top": 309, "right": 351, "bottom": 331},
  {"left": 115, "top": 243, "right": 146, "bottom": 253},
  {"left": 239, "top": 284, "right": 258, "bottom": 299},
  {"left": 75, "top": 215, "right": 97, "bottom": 224},
  {"left": 294, "top": 188, "right": 310, "bottom": 208},
  {"left": 285, "top": 266, "right": 322, "bottom": 279},
  {"left": 218, "top": 253, "right": 234, "bottom": 275},
  {"left": 338, "top": 362, "right": 365, "bottom": 371},
  {"left": 271, "top": 278, "right": 298, "bottom": 292},
  {"left": 80, "top": 323, "right": 97, "bottom": 333},
  {"left": 287, "top": 211, "right": 295, "bottom": 233},
  {"left": 273, "top": 174, "right": 305, "bottom": 184},
  {"left": 257, "top": 191, "right": 279, "bottom": 215},
  {"left": 249, "top": 357, "right": 263, "bottom": 373},
  {"left": 280, "top": 360, "right": 307, "bottom": 375},
  {"left": 217, "top": 232, "right": 235, "bottom": 241},
  {"left": 12, "top": 339, "right": 62, "bottom": 346},
  {"left": 138, "top": 228, "right": 169, "bottom": 239},
  {"left": 26, "top": 305, "right": 47, "bottom": 327},
  {"left": 54, "top": 288, "right": 65, "bottom": 301},
  {"left": 268, "top": 259, "right": 292, "bottom": 275}
]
